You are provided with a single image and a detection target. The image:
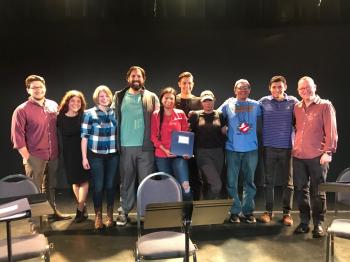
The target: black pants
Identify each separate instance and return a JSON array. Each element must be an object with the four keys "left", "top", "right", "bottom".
[
  {"left": 263, "top": 147, "right": 293, "bottom": 214},
  {"left": 293, "top": 156, "right": 328, "bottom": 225},
  {"left": 196, "top": 148, "right": 224, "bottom": 199}
]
